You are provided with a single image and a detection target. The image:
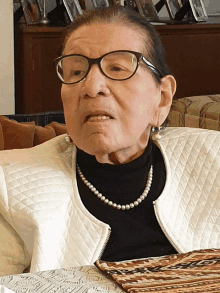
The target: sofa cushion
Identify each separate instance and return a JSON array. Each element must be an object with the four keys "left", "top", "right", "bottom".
[
  {"left": 0, "top": 116, "right": 35, "bottom": 150},
  {"left": 48, "top": 122, "right": 67, "bottom": 136},
  {"left": 0, "top": 123, "right": 4, "bottom": 150},
  {"left": 168, "top": 95, "right": 220, "bottom": 131},
  {"left": 33, "top": 124, "right": 57, "bottom": 146},
  {"left": 5, "top": 111, "right": 65, "bottom": 127},
  {"left": 0, "top": 116, "right": 68, "bottom": 150}
]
